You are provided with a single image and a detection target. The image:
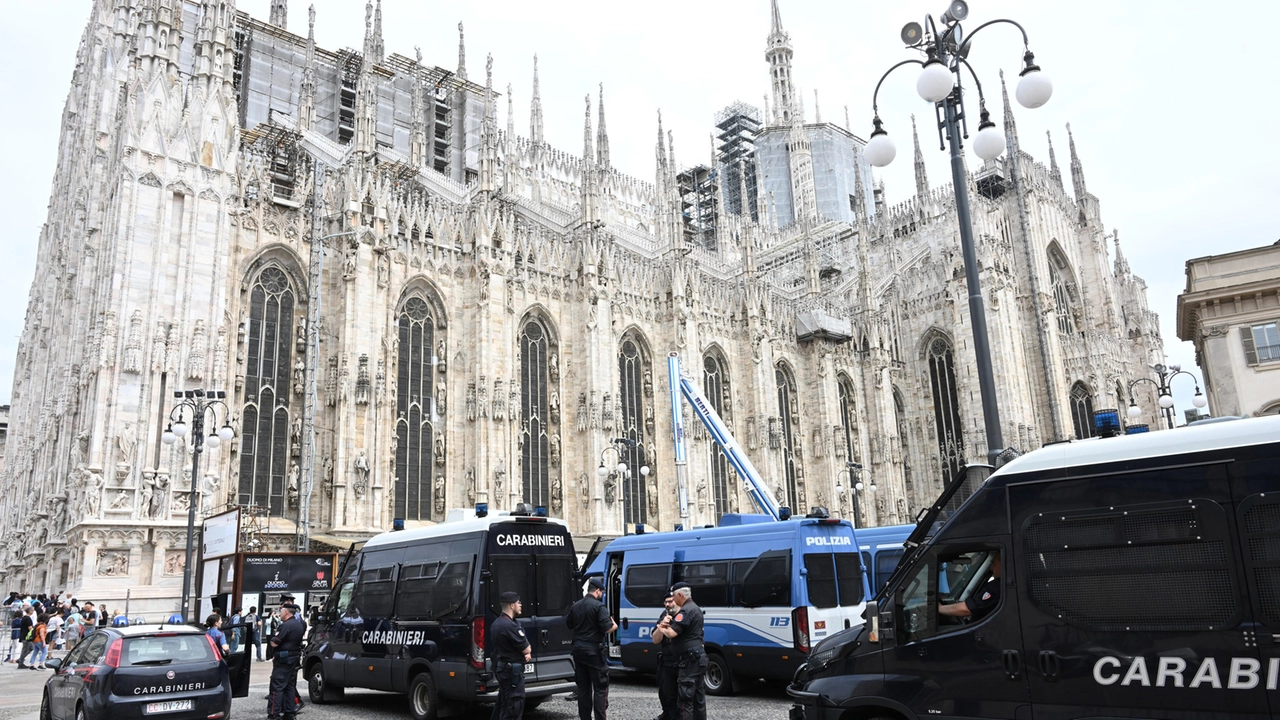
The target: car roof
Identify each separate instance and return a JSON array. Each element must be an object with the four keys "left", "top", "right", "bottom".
[
  {"left": 363, "top": 513, "right": 569, "bottom": 548},
  {"left": 112, "top": 624, "right": 208, "bottom": 637}
]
